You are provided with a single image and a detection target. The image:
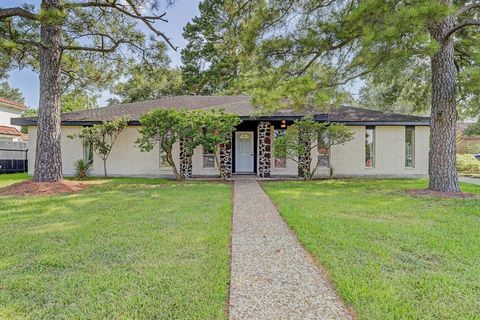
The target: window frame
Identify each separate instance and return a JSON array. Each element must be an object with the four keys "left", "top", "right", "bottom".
[
  {"left": 159, "top": 147, "right": 171, "bottom": 168},
  {"left": 317, "top": 132, "right": 330, "bottom": 167},
  {"left": 83, "top": 139, "right": 93, "bottom": 165},
  {"left": 273, "top": 128, "right": 287, "bottom": 168},
  {"left": 202, "top": 146, "right": 216, "bottom": 169},
  {"left": 365, "top": 126, "right": 376, "bottom": 168},
  {"left": 405, "top": 126, "right": 415, "bottom": 168}
]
